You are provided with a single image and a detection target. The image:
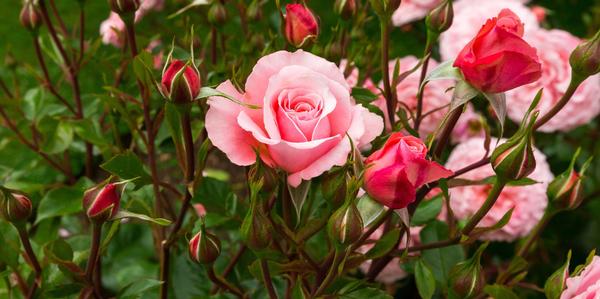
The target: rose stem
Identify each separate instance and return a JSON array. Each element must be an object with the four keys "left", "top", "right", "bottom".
[
  {"left": 380, "top": 18, "right": 396, "bottom": 128},
  {"left": 261, "top": 259, "right": 279, "bottom": 299},
  {"left": 414, "top": 38, "right": 435, "bottom": 132},
  {"left": 16, "top": 227, "right": 42, "bottom": 299},
  {"left": 313, "top": 248, "right": 345, "bottom": 297},
  {"left": 207, "top": 265, "right": 245, "bottom": 298},
  {"left": 533, "top": 75, "right": 584, "bottom": 130},
  {"left": 83, "top": 224, "right": 103, "bottom": 298},
  {"left": 432, "top": 104, "right": 465, "bottom": 158},
  {"left": 210, "top": 245, "right": 247, "bottom": 294}
]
